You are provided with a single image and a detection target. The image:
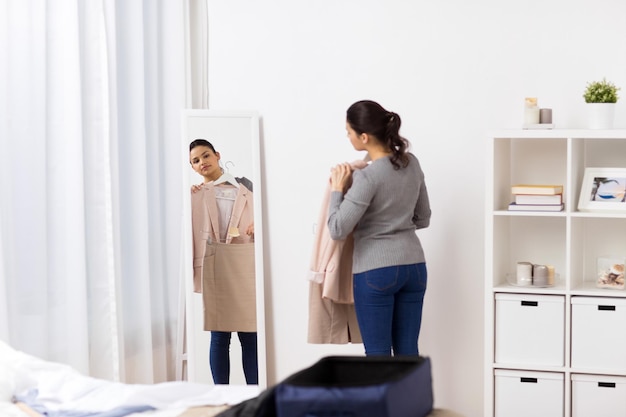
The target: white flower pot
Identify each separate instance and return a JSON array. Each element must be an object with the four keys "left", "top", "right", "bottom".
[{"left": 587, "top": 103, "right": 616, "bottom": 129}]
